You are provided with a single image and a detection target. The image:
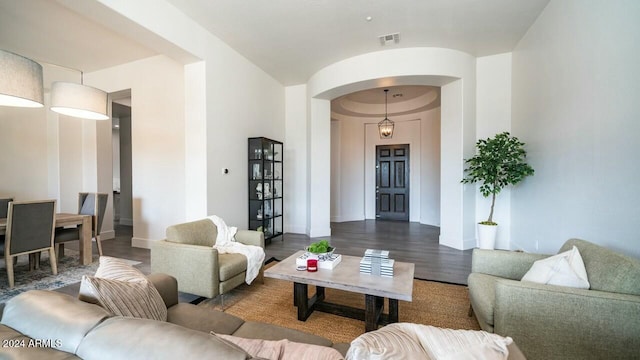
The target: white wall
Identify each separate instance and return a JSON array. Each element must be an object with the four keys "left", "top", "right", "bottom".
[
  {"left": 284, "top": 85, "right": 308, "bottom": 234},
  {"left": 475, "top": 53, "right": 513, "bottom": 249},
  {"left": 511, "top": 0, "right": 640, "bottom": 257},
  {"left": 81, "top": 0, "right": 285, "bottom": 243},
  {"left": 86, "top": 55, "right": 186, "bottom": 245}
]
